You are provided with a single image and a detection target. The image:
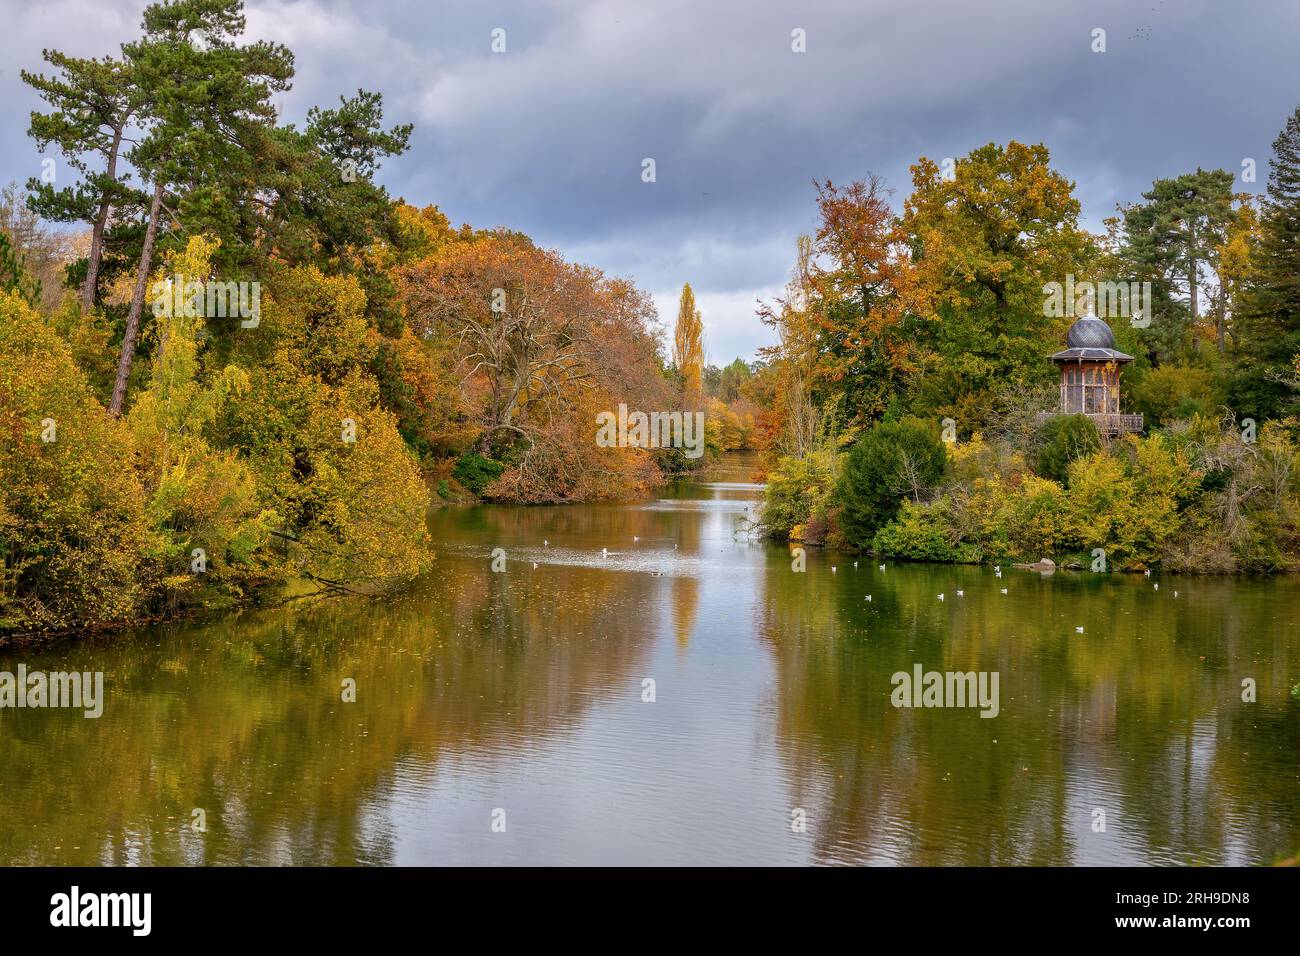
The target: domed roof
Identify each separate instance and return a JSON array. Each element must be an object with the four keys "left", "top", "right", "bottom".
[{"left": 1067, "top": 314, "right": 1116, "bottom": 349}]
